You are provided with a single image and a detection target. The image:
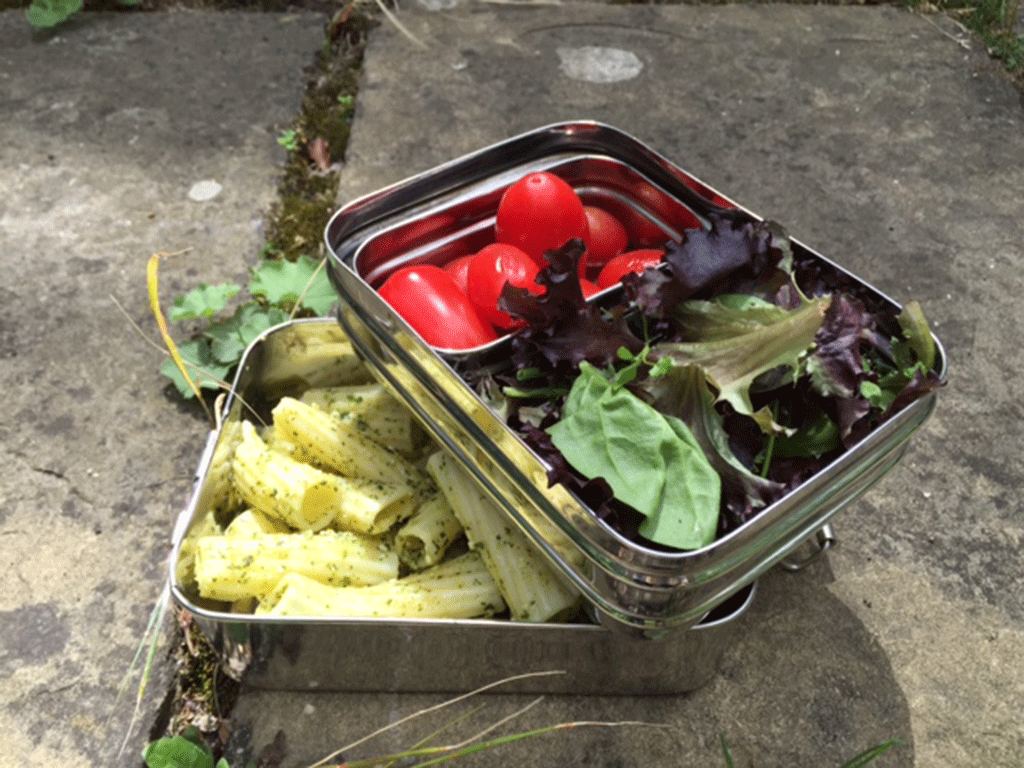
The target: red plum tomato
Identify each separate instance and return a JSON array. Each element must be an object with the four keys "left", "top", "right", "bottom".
[
  {"left": 629, "top": 184, "right": 672, "bottom": 247},
  {"left": 674, "top": 207, "right": 704, "bottom": 233},
  {"left": 580, "top": 278, "right": 602, "bottom": 299},
  {"left": 581, "top": 206, "right": 628, "bottom": 271},
  {"left": 443, "top": 253, "right": 474, "bottom": 294},
  {"left": 495, "top": 172, "right": 588, "bottom": 266},
  {"left": 378, "top": 265, "right": 497, "bottom": 350},
  {"left": 467, "top": 243, "right": 542, "bottom": 330},
  {"left": 597, "top": 248, "right": 665, "bottom": 289}
]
